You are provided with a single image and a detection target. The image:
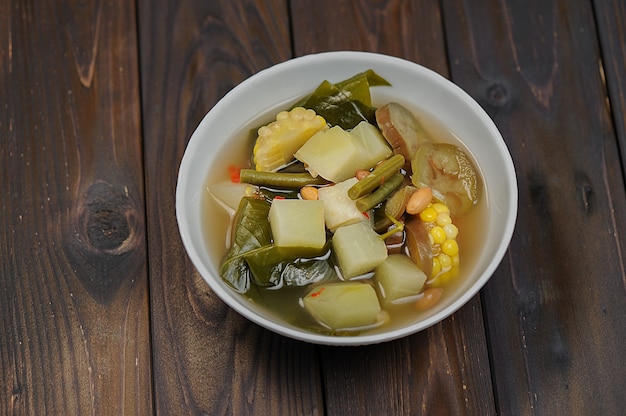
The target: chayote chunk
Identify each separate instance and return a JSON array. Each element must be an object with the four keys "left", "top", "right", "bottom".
[{"left": 302, "top": 282, "right": 381, "bottom": 331}]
